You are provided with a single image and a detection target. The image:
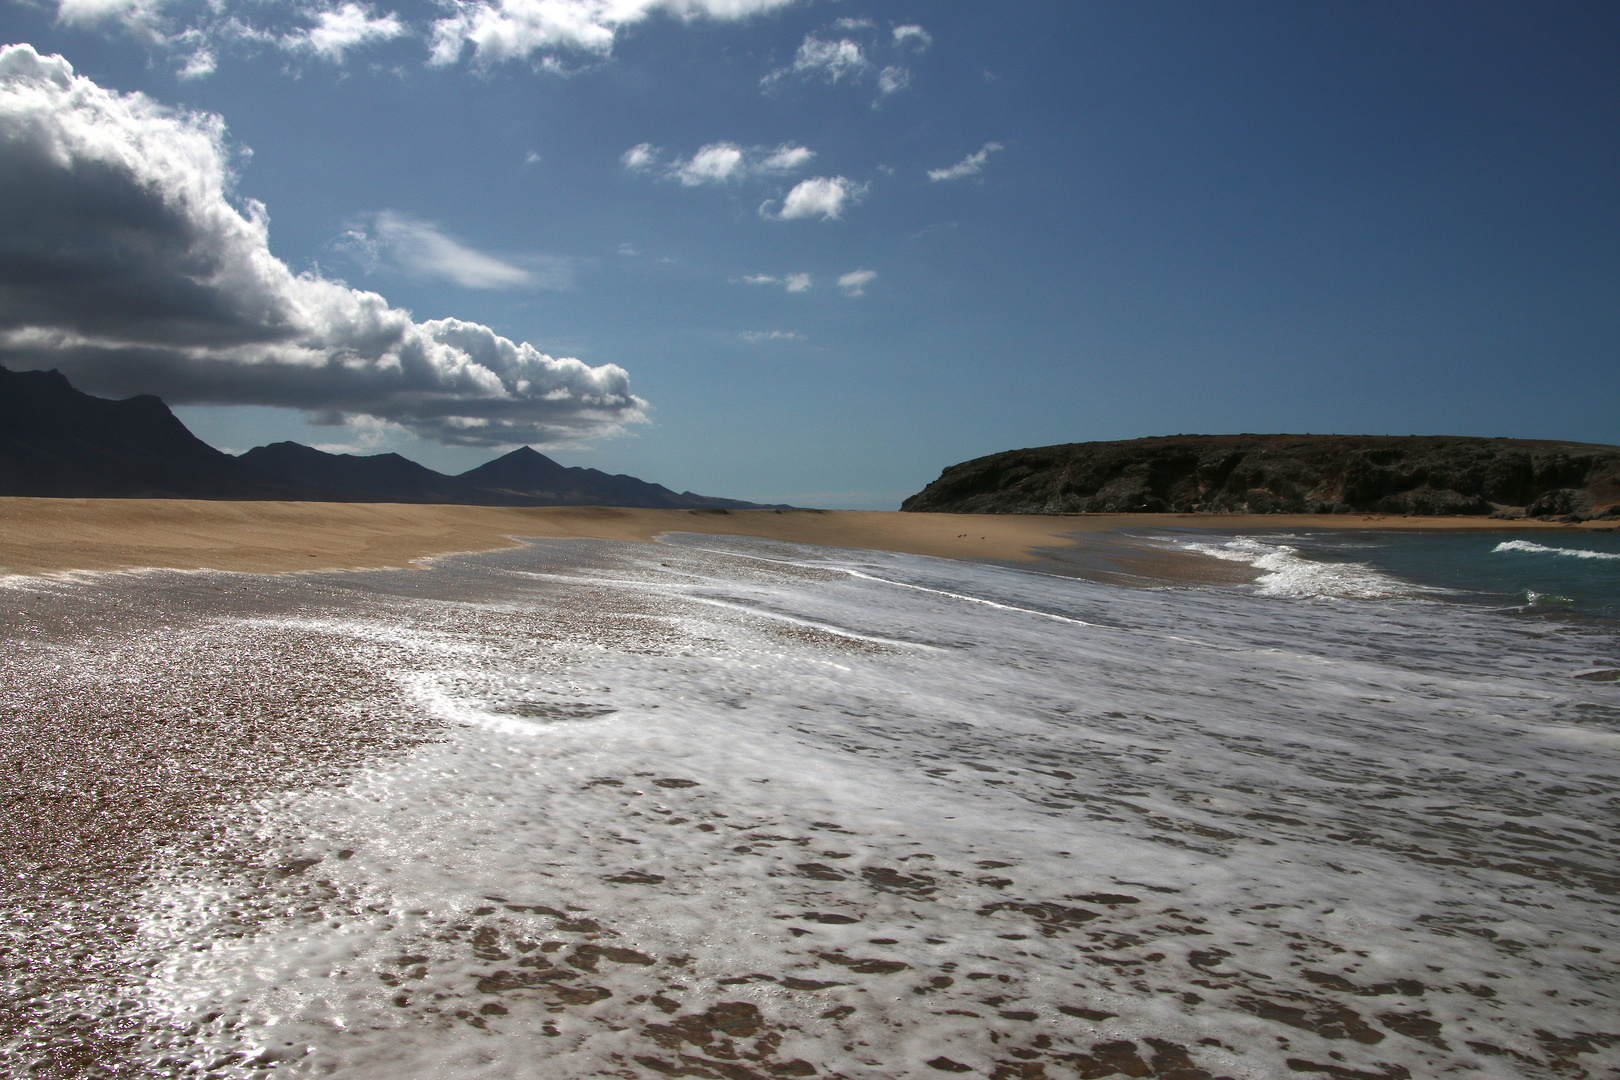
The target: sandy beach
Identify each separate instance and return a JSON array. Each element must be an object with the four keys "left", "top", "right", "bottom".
[
  {"left": 0, "top": 497, "right": 1611, "bottom": 577},
  {"left": 4, "top": 501, "right": 1618, "bottom": 1078}
]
